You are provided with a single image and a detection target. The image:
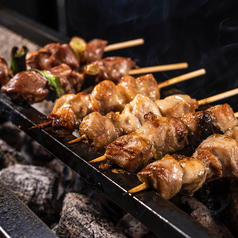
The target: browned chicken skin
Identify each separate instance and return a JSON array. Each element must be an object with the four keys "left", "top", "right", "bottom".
[
  {"left": 99, "top": 104, "right": 237, "bottom": 174},
  {"left": 47, "top": 74, "right": 160, "bottom": 131},
  {"left": 135, "top": 133, "right": 238, "bottom": 200}
]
